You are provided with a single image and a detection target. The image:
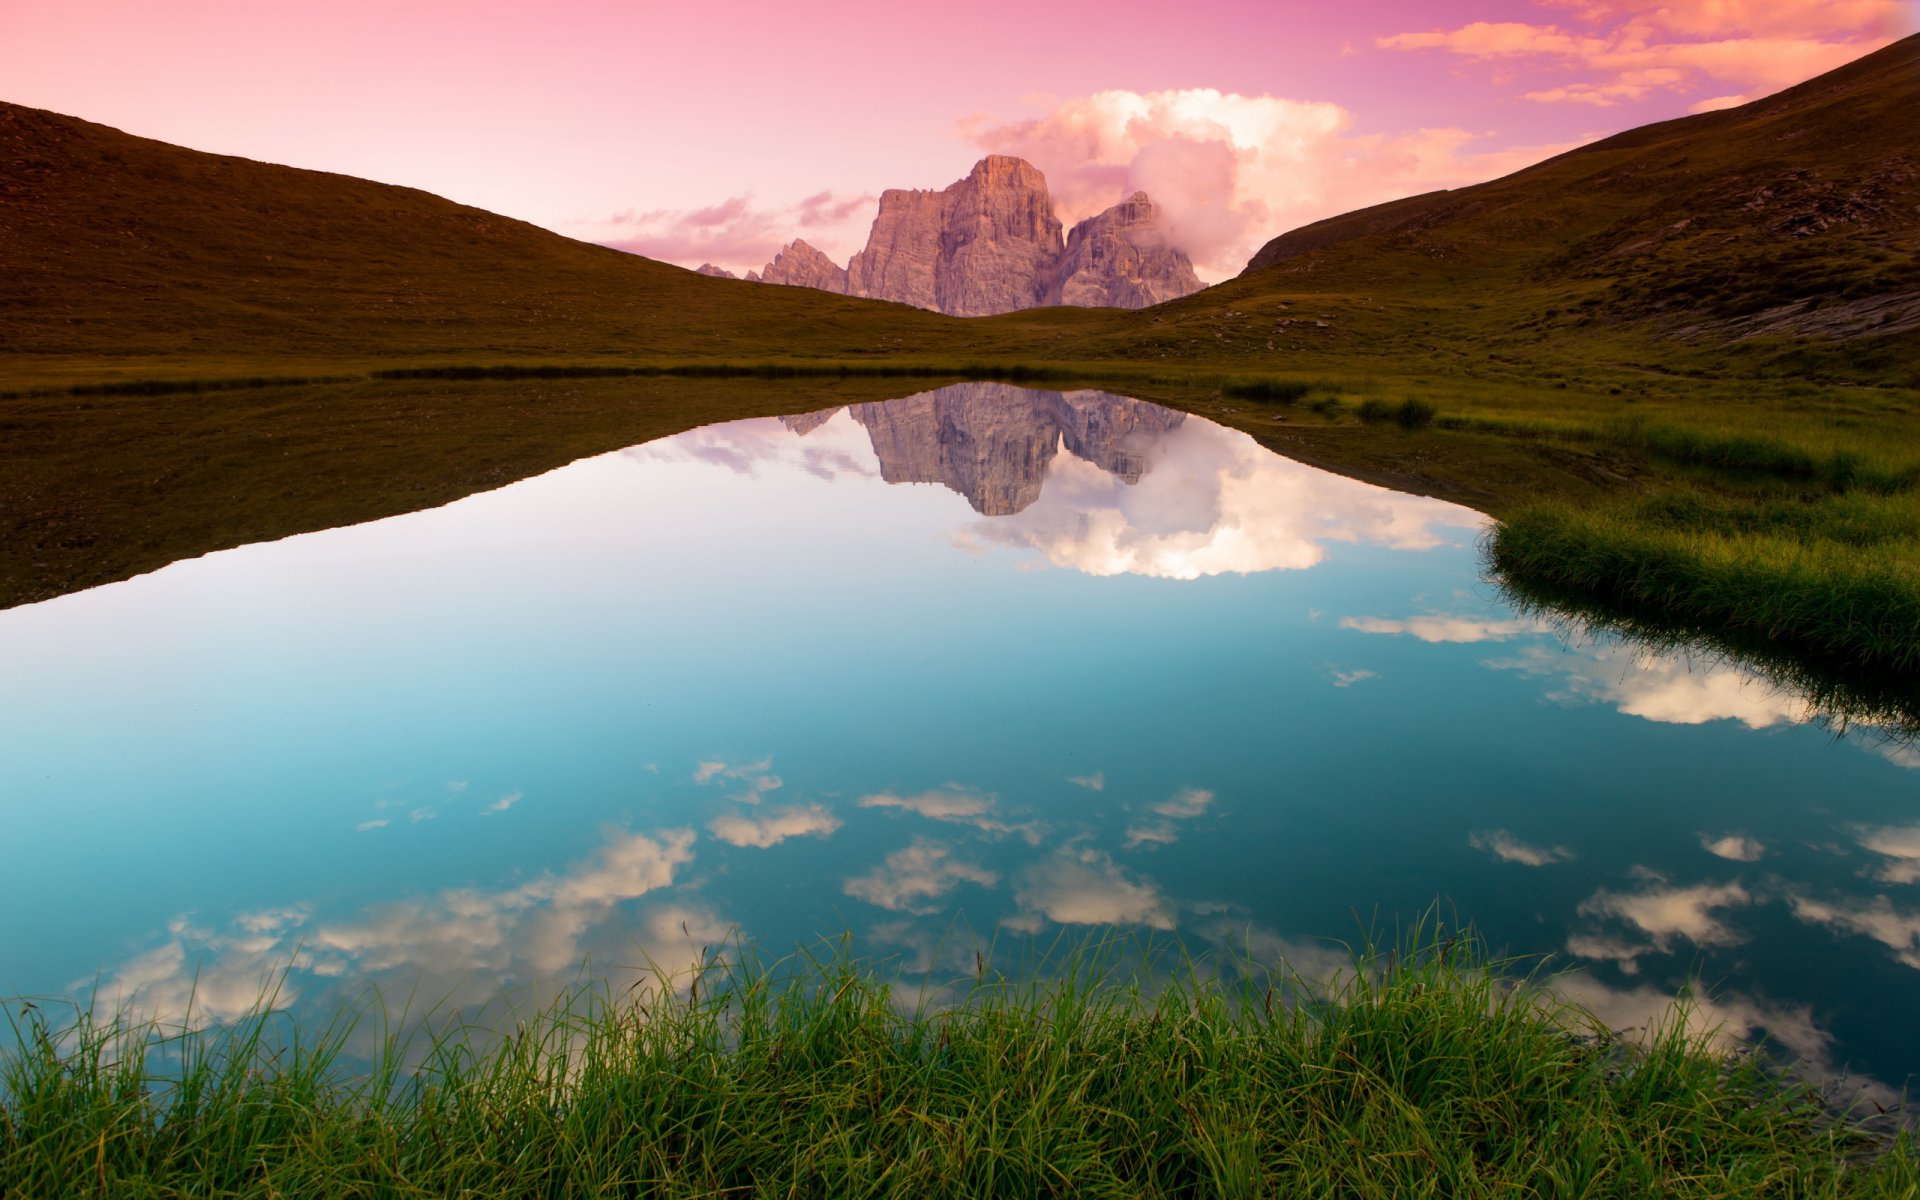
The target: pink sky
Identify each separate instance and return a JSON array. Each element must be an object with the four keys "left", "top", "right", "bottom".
[{"left": 3, "top": 0, "right": 1910, "bottom": 281}]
